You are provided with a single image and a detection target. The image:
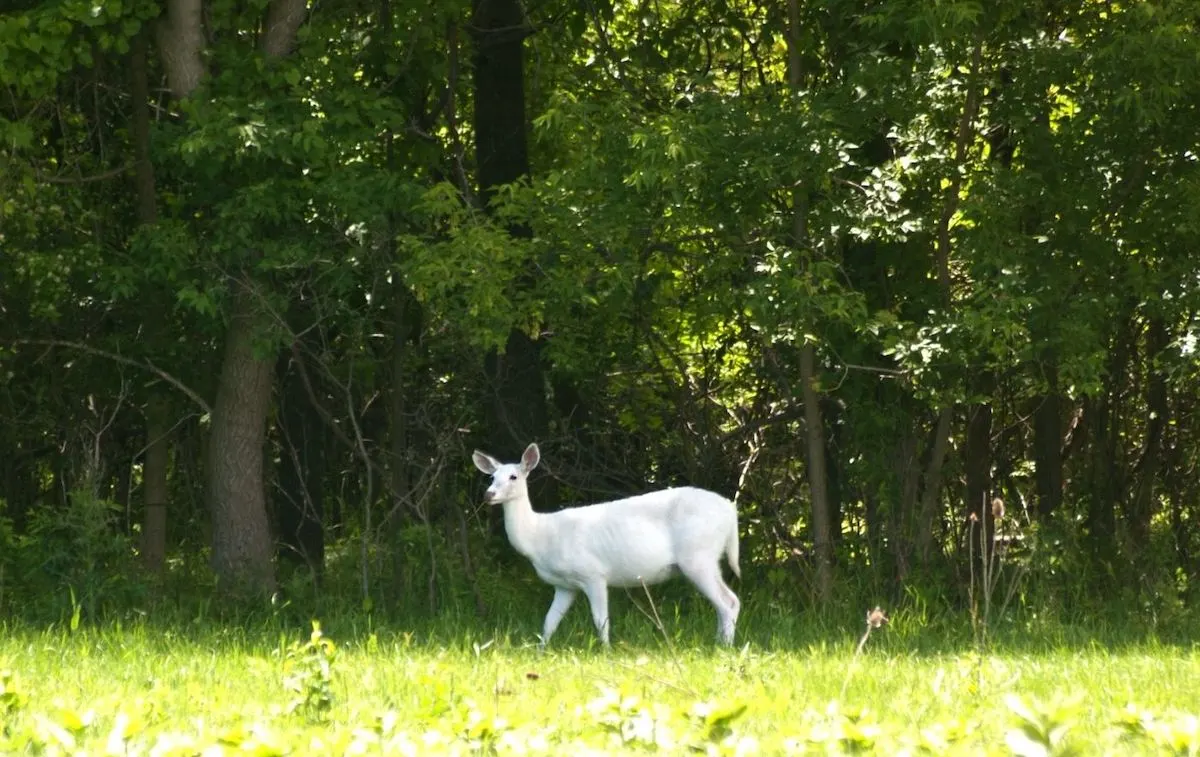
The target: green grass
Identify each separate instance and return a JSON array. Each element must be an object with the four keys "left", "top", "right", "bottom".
[{"left": 2, "top": 598, "right": 1199, "bottom": 755}]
